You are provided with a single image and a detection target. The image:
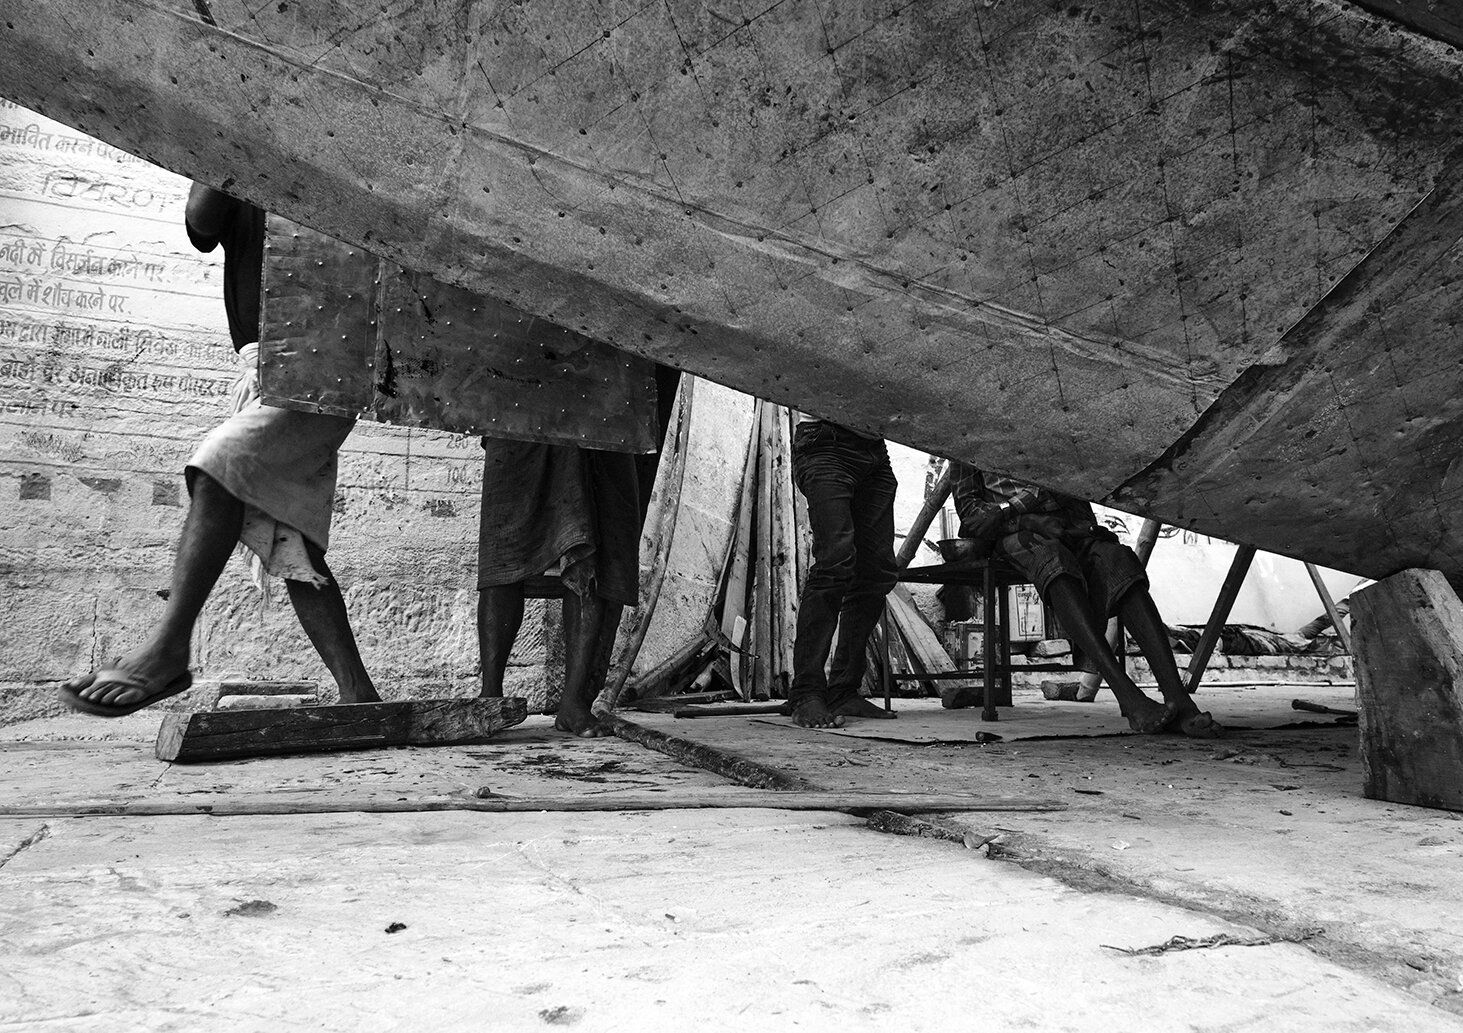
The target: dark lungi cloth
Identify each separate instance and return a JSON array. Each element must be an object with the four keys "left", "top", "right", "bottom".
[
  {"left": 996, "top": 516, "right": 1147, "bottom": 620},
  {"left": 477, "top": 439, "right": 642, "bottom": 607}
]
